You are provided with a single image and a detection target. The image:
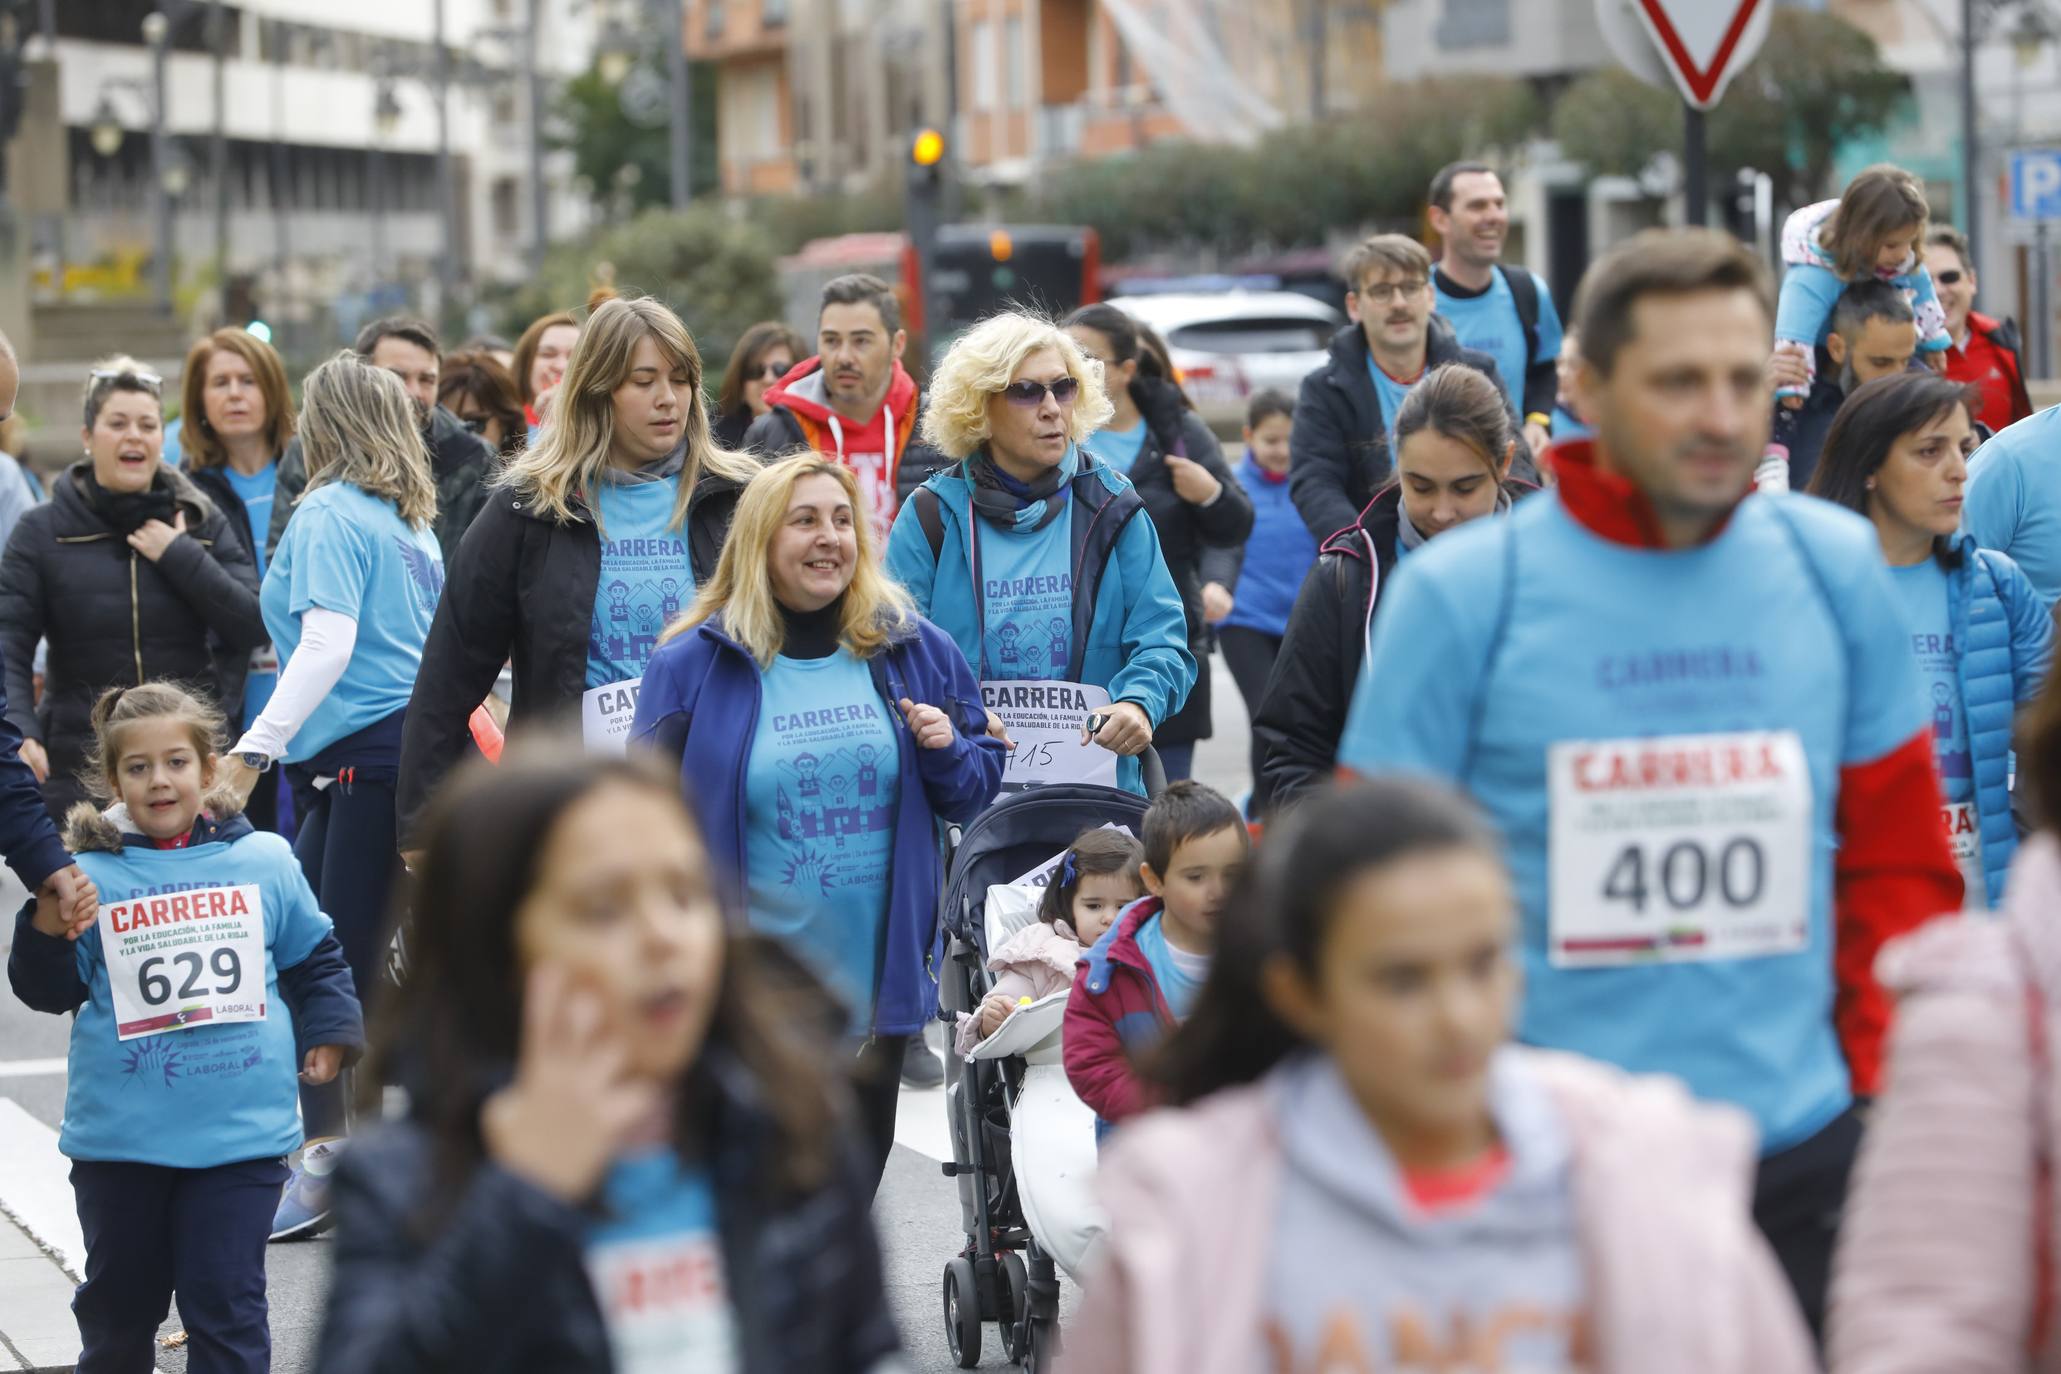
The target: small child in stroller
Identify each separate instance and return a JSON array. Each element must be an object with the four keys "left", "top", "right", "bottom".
[{"left": 955, "top": 828, "right": 1144, "bottom": 1057}]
